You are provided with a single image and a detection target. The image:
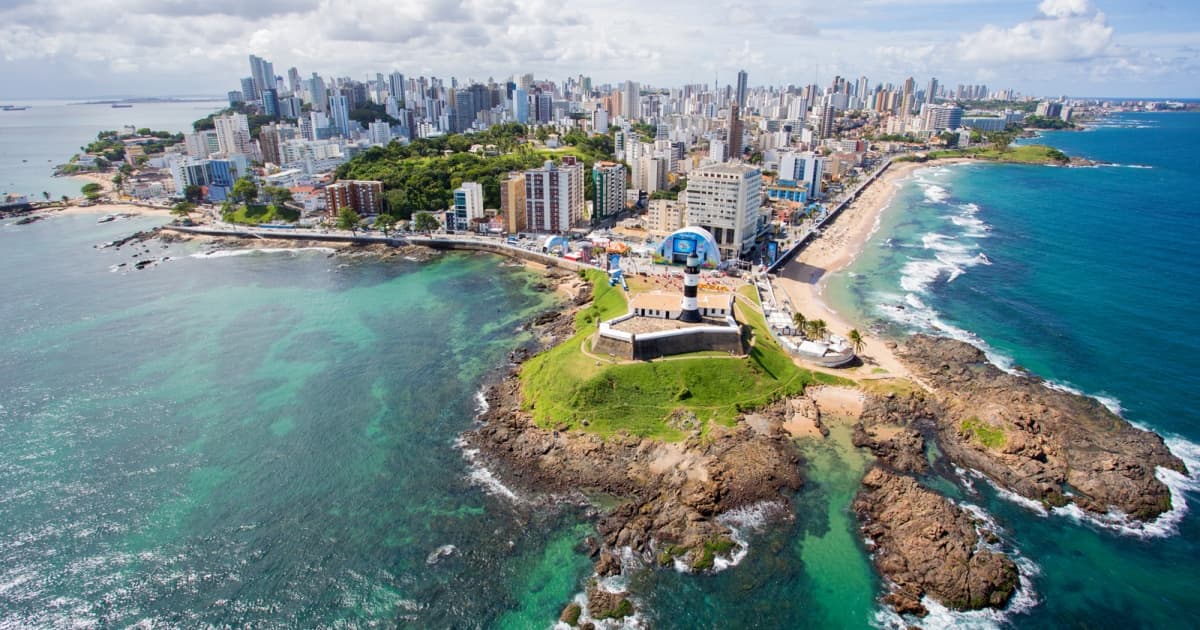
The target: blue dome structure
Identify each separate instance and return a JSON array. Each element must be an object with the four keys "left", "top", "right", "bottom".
[
  {"left": 542, "top": 235, "right": 570, "bottom": 254},
  {"left": 655, "top": 226, "right": 722, "bottom": 266}
]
